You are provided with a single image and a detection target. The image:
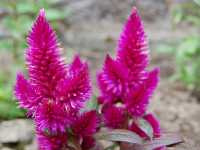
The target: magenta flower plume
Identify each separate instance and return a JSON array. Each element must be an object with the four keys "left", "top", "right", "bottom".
[
  {"left": 26, "top": 9, "right": 66, "bottom": 98},
  {"left": 72, "top": 110, "right": 99, "bottom": 137},
  {"left": 117, "top": 7, "right": 149, "bottom": 84},
  {"left": 14, "top": 8, "right": 93, "bottom": 150},
  {"left": 97, "top": 55, "right": 129, "bottom": 99},
  {"left": 97, "top": 7, "right": 159, "bottom": 116},
  {"left": 14, "top": 9, "right": 91, "bottom": 133},
  {"left": 71, "top": 111, "right": 99, "bottom": 150},
  {"left": 37, "top": 130, "right": 67, "bottom": 150},
  {"left": 81, "top": 136, "right": 96, "bottom": 150},
  {"left": 125, "top": 68, "right": 159, "bottom": 116},
  {"left": 35, "top": 101, "right": 71, "bottom": 133},
  {"left": 103, "top": 105, "right": 126, "bottom": 129},
  {"left": 97, "top": 7, "right": 165, "bottom": 149},
  {"left": 15, "top": 73, "right": 40, "bottom": 111},
  {"left": 55, "top": 55, "right": 91, "bottom": 110}
]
